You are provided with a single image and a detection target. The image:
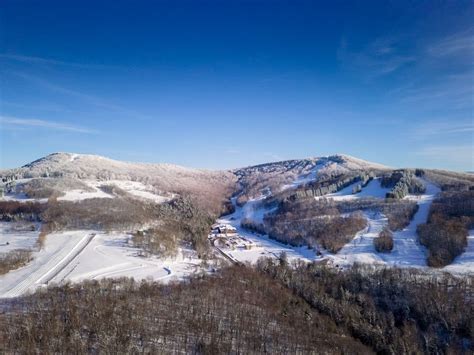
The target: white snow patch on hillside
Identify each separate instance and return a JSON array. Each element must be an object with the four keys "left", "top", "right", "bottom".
[
  {"left": 316, "top": 178, "right": 390, "bottom": 201},
  {"left": 103, "top": 180, "right": 173, "bottom": 203},
  {"left": 329, "top": 181, "right": 441, "bottom": 269},
  {"left": 329, "top": 212, "right": 387, "bottom": 266},
  {"left": 0, "top": 222, "right": 40, "bottom": 253},
  {"left": 443, "top": 230, "right": 474, "bottom": 275},
  {"left": 57, "top": 180, "right": 172, "bottom": 203},
  {"left": 281, "top": 161, "right": 326, "bottom": 191},
  {"left": 1, "top": 191, "right": 48, "bottom": 204},
  {"left": 58, "top": 188, "right": 114, "bottom": 201}
]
